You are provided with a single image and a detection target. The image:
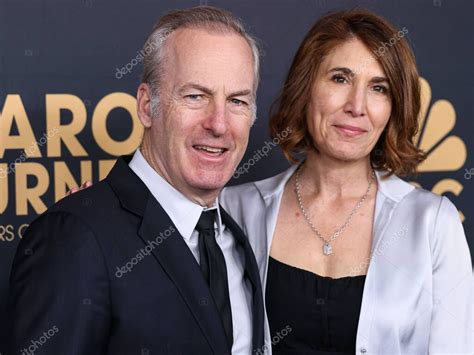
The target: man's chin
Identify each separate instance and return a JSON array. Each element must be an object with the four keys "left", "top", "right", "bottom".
[{"left": 186, "top": 172, "right": 233, "bottom": 192}]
